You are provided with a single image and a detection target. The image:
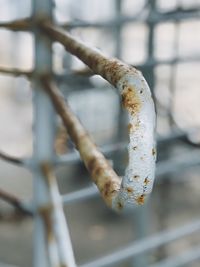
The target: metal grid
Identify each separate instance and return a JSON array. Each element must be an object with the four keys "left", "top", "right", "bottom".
[{"left": 0, "top": 0, "right": 200, "bottom": 267}]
